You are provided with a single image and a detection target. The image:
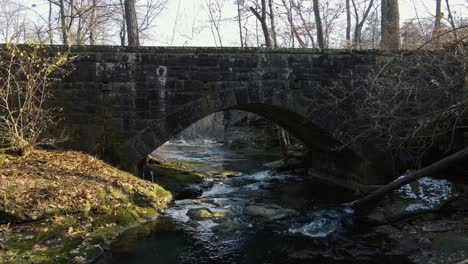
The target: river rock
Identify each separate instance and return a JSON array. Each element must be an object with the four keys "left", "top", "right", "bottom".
[
  {"left": 244, "top": 204, "right": 297, "bottom": 220},
  {"left": 176, "top": 185, "right": 203, "bottom": 200},
  {"left": 212, "top": 219, "right": 244, "bottom": 233},
  {"left": 365, "top": 206, "right": 386, "bottom": 224},
  {"left": 186, "top": 208, "right": 226, "bottom": 221},
  {"left": 375, "top": 225, "right": 421, "bottom": 255},
  {"left": 383, "top": 176, "right": 458, "bottom": 221}
]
